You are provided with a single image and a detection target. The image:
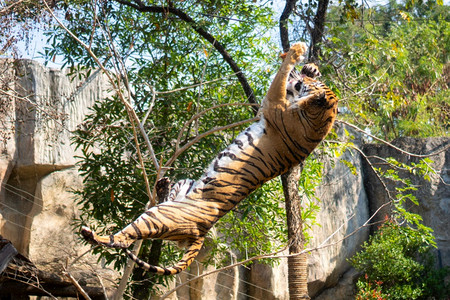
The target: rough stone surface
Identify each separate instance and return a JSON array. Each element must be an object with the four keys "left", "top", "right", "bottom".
[
  {"left": 313, "top": 268, "right": 359, "bottom": 300},
  {"left": 0, "top": 59, "right": 117, "bottom": 289},
  {"left": 363, "top": 137, "right": 450, "bottom": 268},
  {"left": 307, "top": 124, "right": 369, "bottom": 297},
  {"left": 0, "top": 59, "right": 19, "bottom": 252},
  {"left": 248, "top": 260, "right": 289, "bottom": 300}
]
